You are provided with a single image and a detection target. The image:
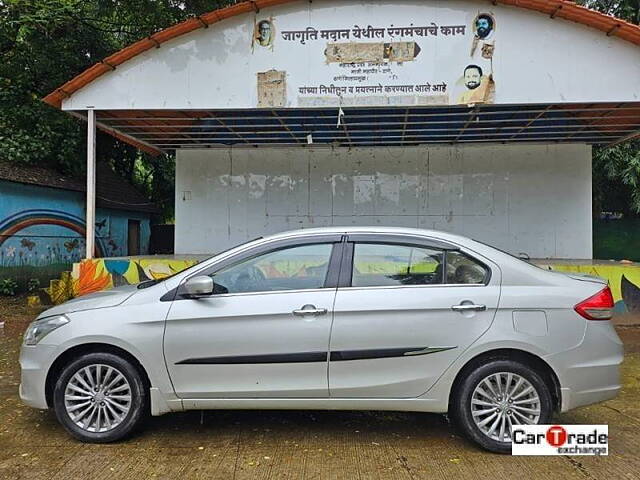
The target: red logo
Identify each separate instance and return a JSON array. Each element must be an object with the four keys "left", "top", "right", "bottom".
[{"left": 546, "top": 425, "right": 568, "bottom": 447}]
